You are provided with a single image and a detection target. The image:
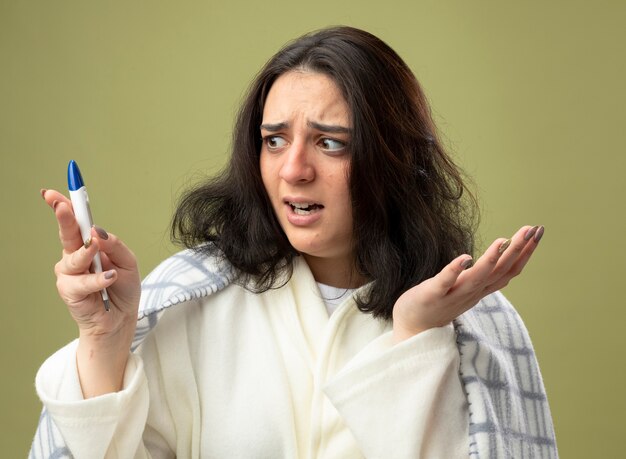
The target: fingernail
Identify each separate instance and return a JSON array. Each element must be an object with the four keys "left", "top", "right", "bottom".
[
  {"left": 93, "top": 225, "right": 109, "bottom": 240},
  {"left": 534, "top": 225, "right": 545, "bottom": 243},
  {"left": 498, "top": 239, "right": 511, "bottom": 254},
  {"left": 104, "top": 270, "right": 115, "bottom": 280},
  {"left": 84, "top": 237, "right": 92, "bottom": 249},
  {"left": 52, "top": 200, "right": 59, "bottom": 210},
  {"left": 40, "top": 189, "right": 47, "bottom": 200},
  {"left": 524, "top": 226, "right": 539, "bottom": 241},
  {"left": 460, "top": 257, "right": 473, "bottom": 269}
]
